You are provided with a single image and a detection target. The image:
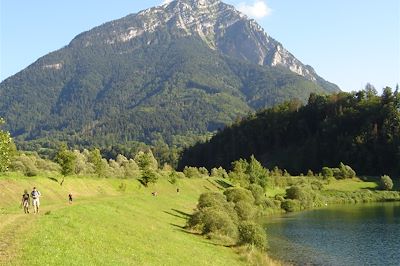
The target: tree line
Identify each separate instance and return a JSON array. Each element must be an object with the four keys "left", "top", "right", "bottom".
[{"left": 179, "top": 86, "right": 400, "bottom": 178}]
